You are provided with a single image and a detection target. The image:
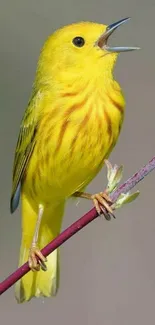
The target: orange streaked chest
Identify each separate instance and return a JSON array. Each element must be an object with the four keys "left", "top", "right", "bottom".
[
  {"left": 27, "top": 98, "right": 122, "bottom": 178},
  {"left": 24, "top": 81, "right": 125, "bottom": 204}
]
